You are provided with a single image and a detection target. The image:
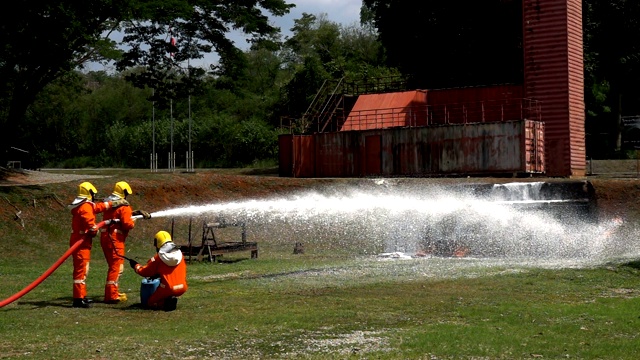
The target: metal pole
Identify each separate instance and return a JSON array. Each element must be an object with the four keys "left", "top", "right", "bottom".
[
  {"left": 152, "top": 88, "right": 156, "bottom": 172},
  {"left": 188, "top": 56, "right": 193, "bottom": 172},
  {"left": 170, "top": 98, "right": 174, "bottom": 172}
]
